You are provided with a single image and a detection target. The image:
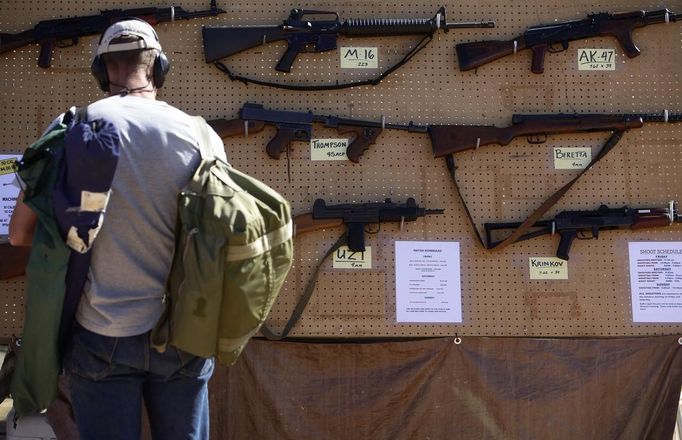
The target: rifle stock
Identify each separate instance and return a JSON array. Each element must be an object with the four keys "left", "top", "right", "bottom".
[
  {"left": 456, "top": 37, "right": 527, "bottom": 71},
  {"left": 202, "top": 26, "right": 288, "bottom": 63},
  {"left": 293, "top": 213, "right": 344, "bottom": 236},
  {"left": 0, "top": 30, "right": 37, "bottom": 54},
  {"left": 429, "top": 114, "right": 644, "bottom": 157},
  {"left": 206, "top": 118, "right": 266, "bottom": 138}
]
